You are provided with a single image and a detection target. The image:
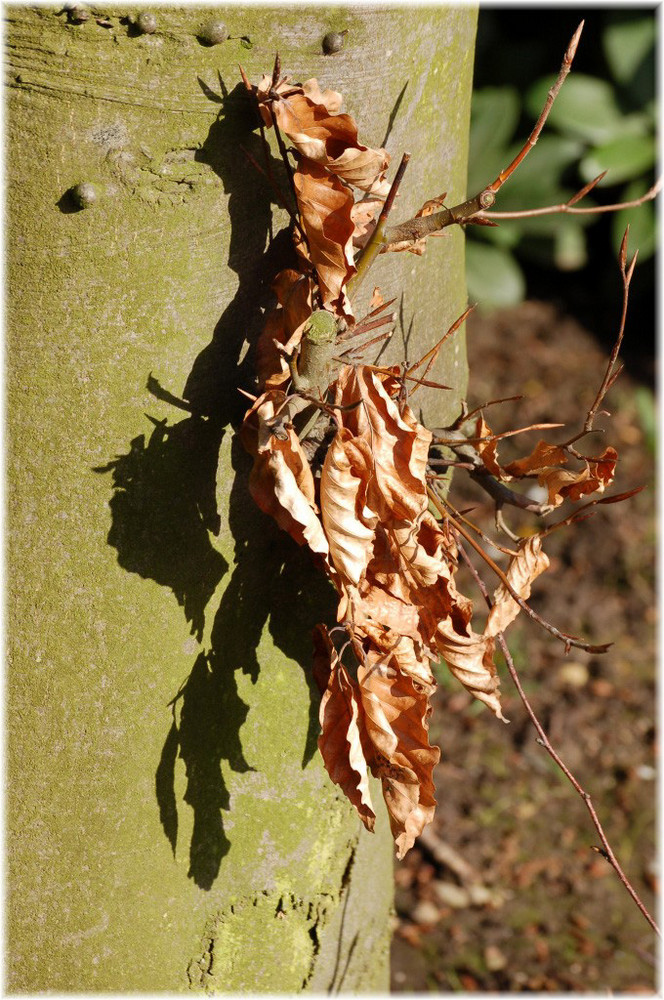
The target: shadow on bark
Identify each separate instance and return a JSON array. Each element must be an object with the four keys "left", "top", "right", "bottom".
[{"left": 95, "top": 81, "right": 334, "bottom": 890}]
